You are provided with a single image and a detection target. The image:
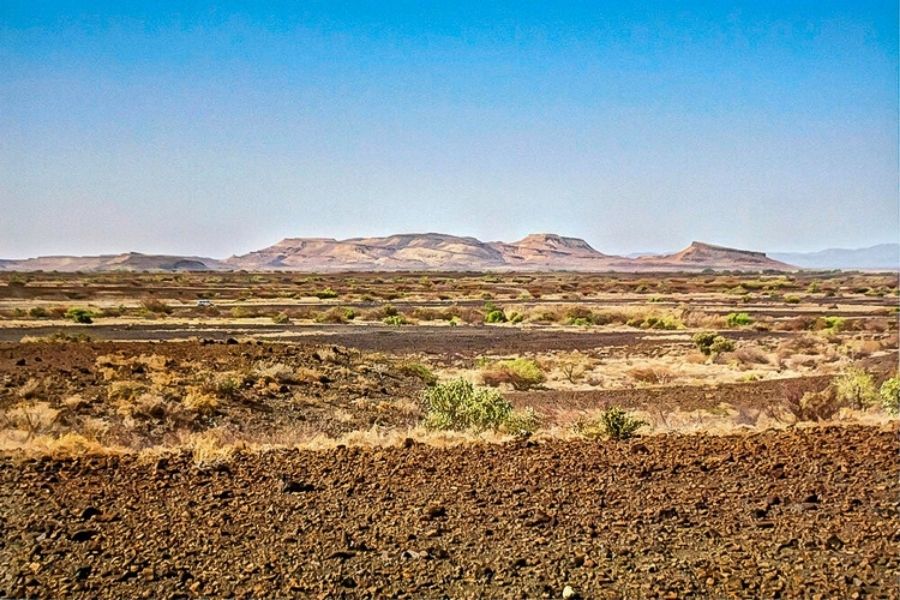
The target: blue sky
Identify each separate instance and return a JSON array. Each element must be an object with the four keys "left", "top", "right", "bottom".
[{"left": 1, "top": 1, "right": 897, "bottom": 258}]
